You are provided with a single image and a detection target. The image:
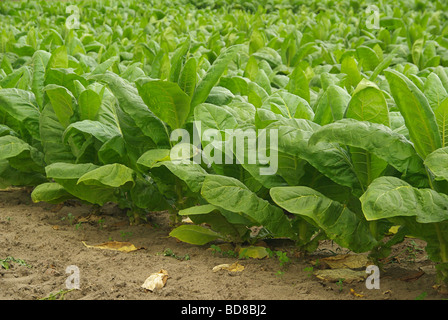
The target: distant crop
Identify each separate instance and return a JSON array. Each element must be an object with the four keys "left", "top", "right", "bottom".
[{"left": 1, "top": 0, "right": 448, "bottom": 290}]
